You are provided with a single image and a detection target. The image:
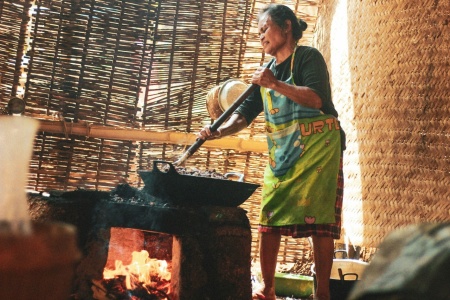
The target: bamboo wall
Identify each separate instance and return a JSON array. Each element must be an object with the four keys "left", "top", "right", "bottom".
[
  {"left": 314, "top": 0, "right": 450, "bottom": 247},
  {"left": 2, "top": 0, "right": 447, "bottom": 259}
]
